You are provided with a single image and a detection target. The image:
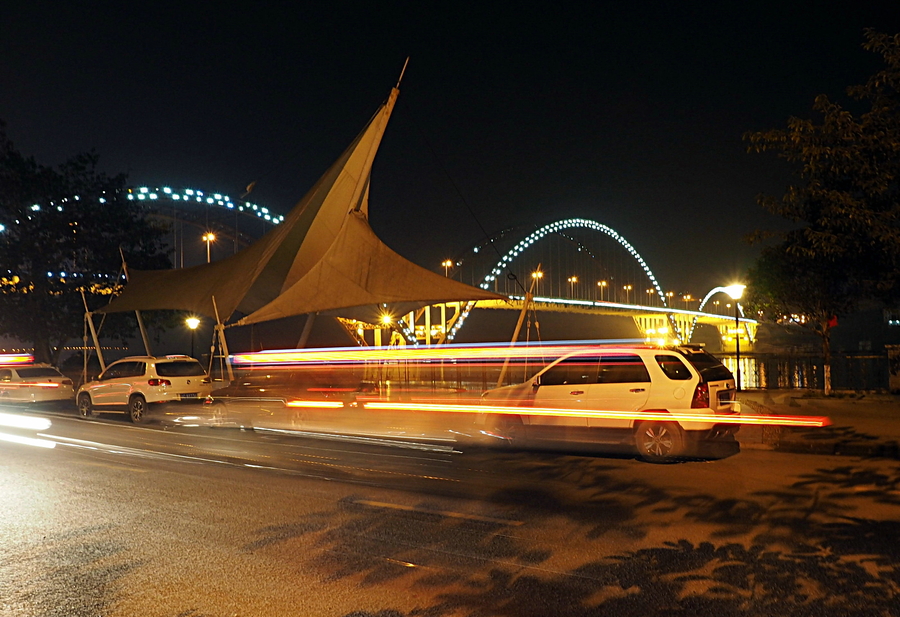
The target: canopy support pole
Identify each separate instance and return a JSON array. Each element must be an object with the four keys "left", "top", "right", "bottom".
[
  {"left": 135, "top": 311, "right": 152, "bottom": 356},
  {"left": 496, "top": 266, "right": 539, "bottom": 388},
  {"left": 297, "top": 312, "right": 317, "bottom": 348},
  {"left": 211, "top": 296, "right": 233, "bottom": 383},
  {"left": 81, "top": 291, "right": 106, "bottom": 373}
]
